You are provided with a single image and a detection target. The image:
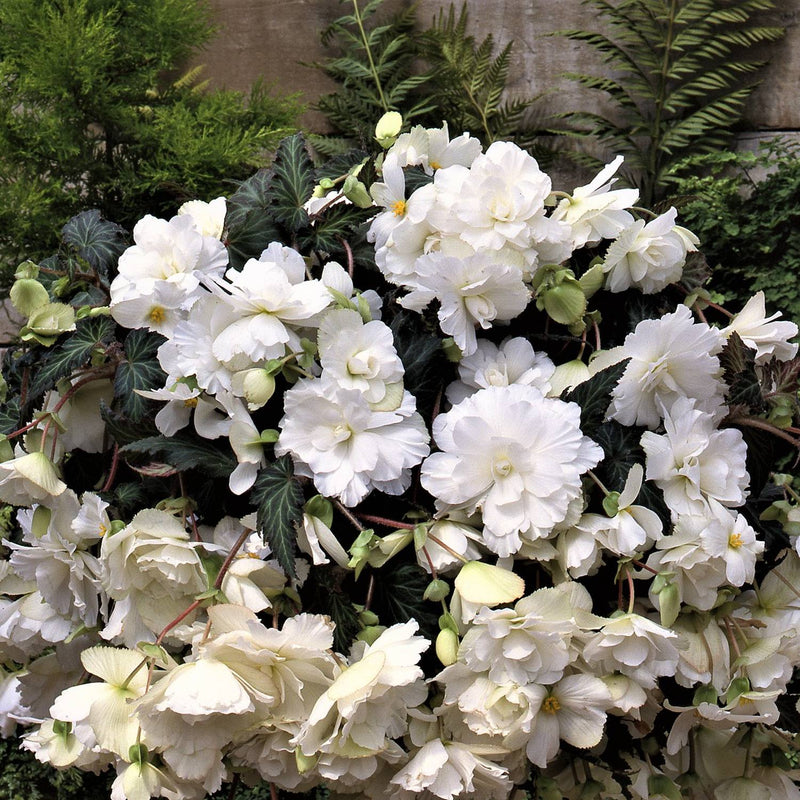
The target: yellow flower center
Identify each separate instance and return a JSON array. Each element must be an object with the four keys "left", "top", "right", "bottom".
[
  {"left": 728, "top": 532, "right": 744, "bottom": 549},
  {"left": 391, "top": 199, "right": 407, "bottom": 217},
  {"left": 98, "top": 524, "right": 107, "bottom": 536},
  {"left": 542, "top": 695, "right": 561, "bottom": 714},
  {"left": 183, "top": 397, "right": 199, "bottom": 408},
  {"left": 147, "top": 305, "right": 166, "bottom": 324},
  {"left": 429, "top": 160, "right": 442, "bottom": 170}
]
